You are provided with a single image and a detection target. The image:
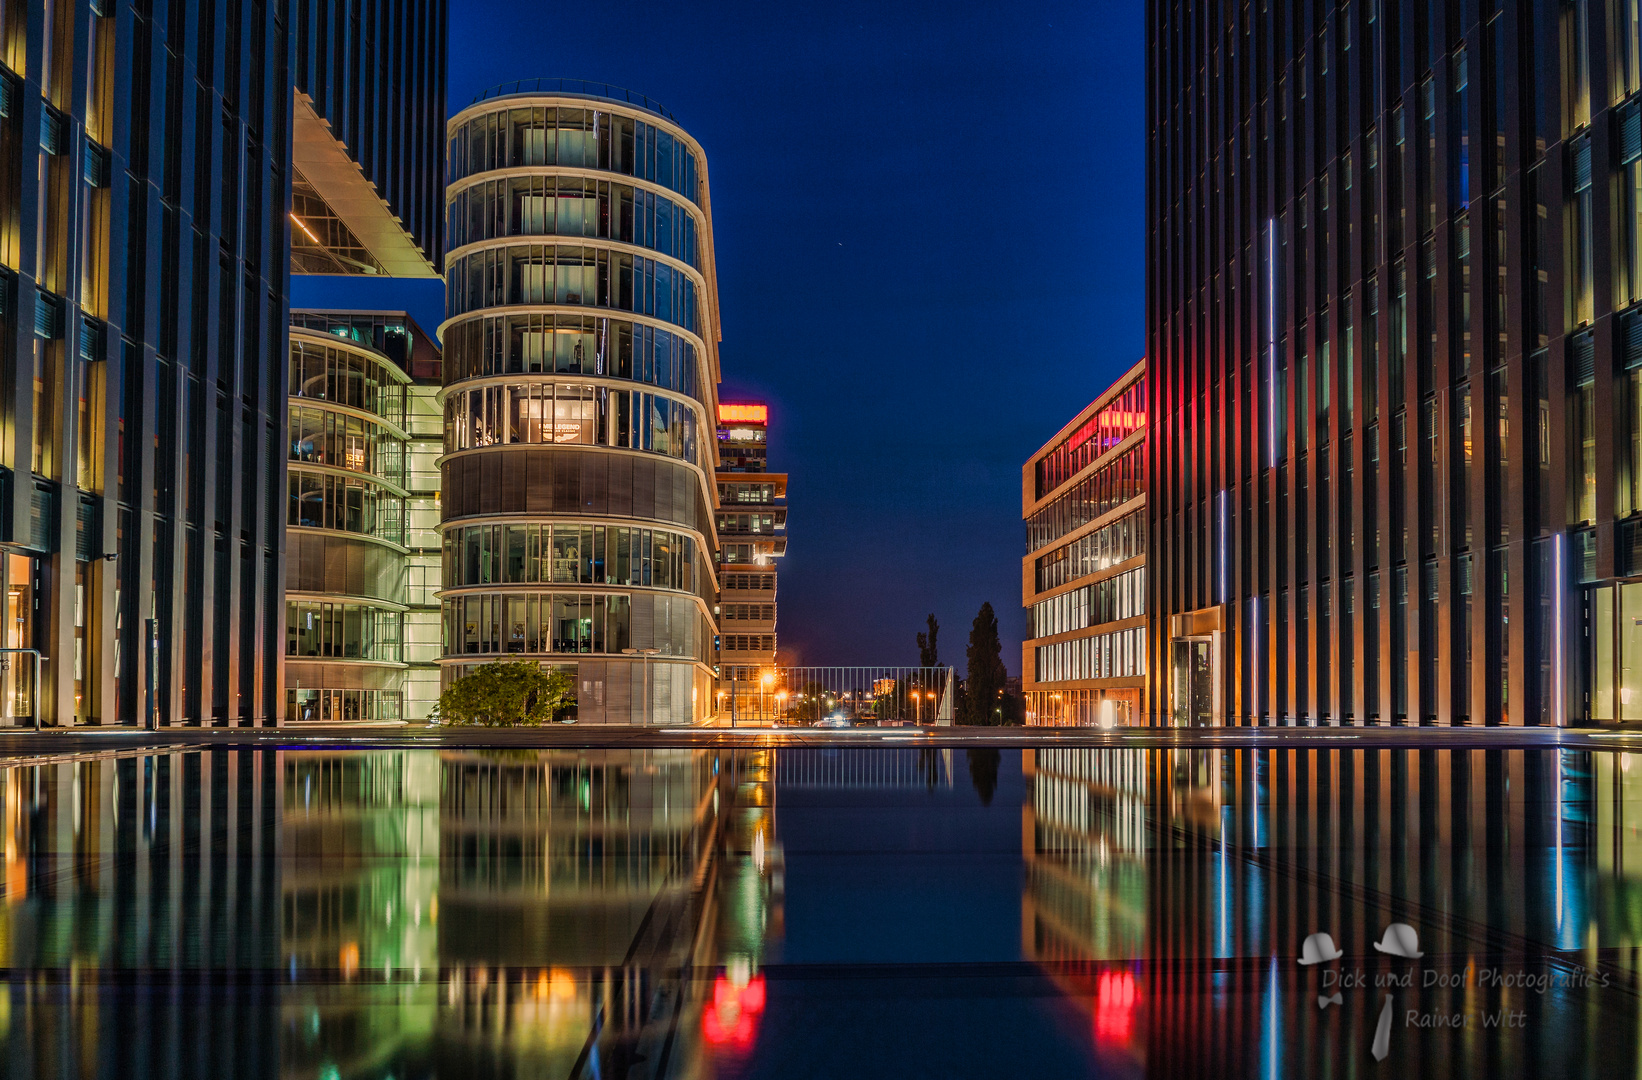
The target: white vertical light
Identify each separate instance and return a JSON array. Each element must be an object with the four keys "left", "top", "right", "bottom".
[
  {"left": 1554, "top": 533, "right": 1566, "bottom": 727},
  {"left": 1252, "top": 594, "right": 1262, "bottom": 725}
]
